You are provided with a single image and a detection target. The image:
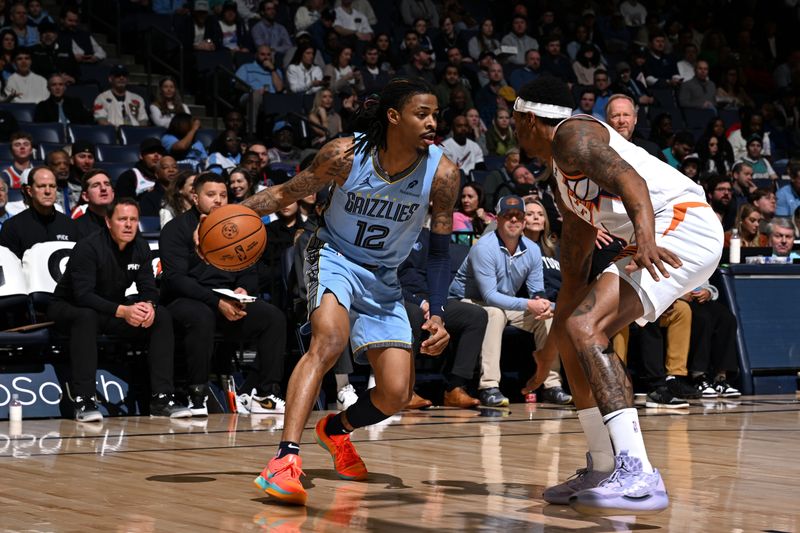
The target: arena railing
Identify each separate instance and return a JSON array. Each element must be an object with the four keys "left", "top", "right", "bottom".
[
  {"left": 211, "top": 64, "right": 255, "bottom": 132},
  {"left": 145, "top": 27, "right": 184, "bottom": 94}
]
